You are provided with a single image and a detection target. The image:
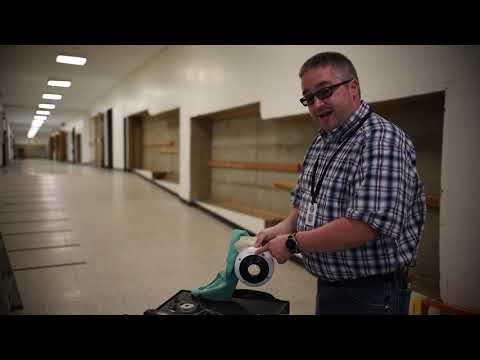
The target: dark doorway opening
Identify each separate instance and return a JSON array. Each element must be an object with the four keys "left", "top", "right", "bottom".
[
  {"left": 2, "top": 130, "right": 6, "bottom": 166},
  {"left": 75, "top": 134, "right": 82, "bottom": 163},
  {"left": 72, "top": 128, "right": 76, "bottom": 163},
  {"left": 107, "top": 108, "right": 113, "bottom": 169}
]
